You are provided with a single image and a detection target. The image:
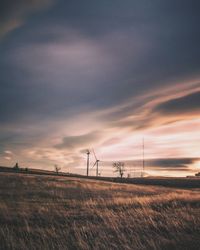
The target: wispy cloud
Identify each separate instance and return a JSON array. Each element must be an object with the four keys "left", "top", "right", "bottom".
[
  {"left": 154, "top": 90, "right": 200, "bottom": 115},
  {"left": 55, "top": 131, "right": 102, "bottom": 150},
  {"left": 0, "top": 0, "right": 55, "bottom": 38}
]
